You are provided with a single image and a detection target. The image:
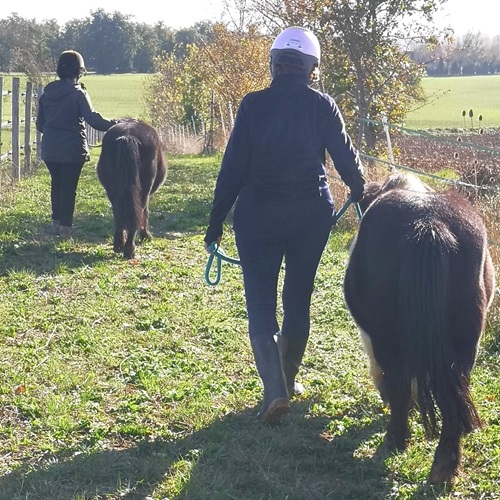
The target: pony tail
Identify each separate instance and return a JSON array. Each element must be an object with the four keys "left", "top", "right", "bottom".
[
  {"left": 400, "top": 221, "right": 482, "bottom": 438},
  {"left": 114, "top": 136, "right": 142, "bottom": 232}
]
